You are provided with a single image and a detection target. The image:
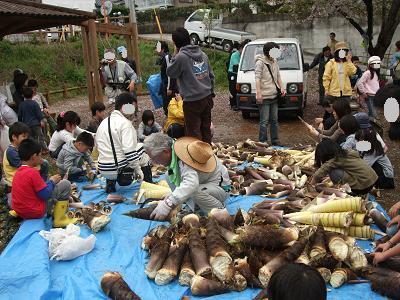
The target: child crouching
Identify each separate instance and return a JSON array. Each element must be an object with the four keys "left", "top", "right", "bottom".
[
  {"left": 11, "top": 139, "right": 76, "bottom": 227},
  {"left": 56, "top": 132, "right": 96, "bottom": 182}
]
